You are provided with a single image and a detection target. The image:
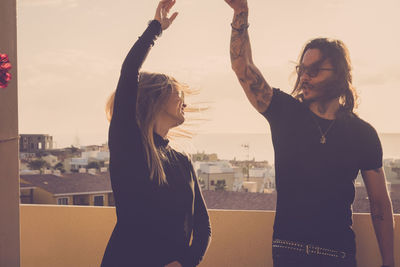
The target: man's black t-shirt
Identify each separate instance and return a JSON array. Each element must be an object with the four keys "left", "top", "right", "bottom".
[{"left": 262, "top": 88, "right": 382, "bottom": 253}]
